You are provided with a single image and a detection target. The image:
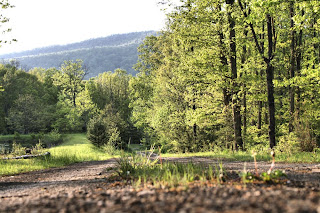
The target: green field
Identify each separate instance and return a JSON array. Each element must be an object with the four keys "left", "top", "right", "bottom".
[
  {"left": 0, "top": 134, "right": 115, "bottom": 176},
  {"left": 1, "top": 133, "right": 320, "bottom": 177}
]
